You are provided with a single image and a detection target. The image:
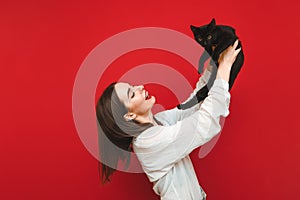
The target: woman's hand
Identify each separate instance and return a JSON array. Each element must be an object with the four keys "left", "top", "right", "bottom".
[{"left": 216, "top": 40, "right": 241, "bottom": 82}]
